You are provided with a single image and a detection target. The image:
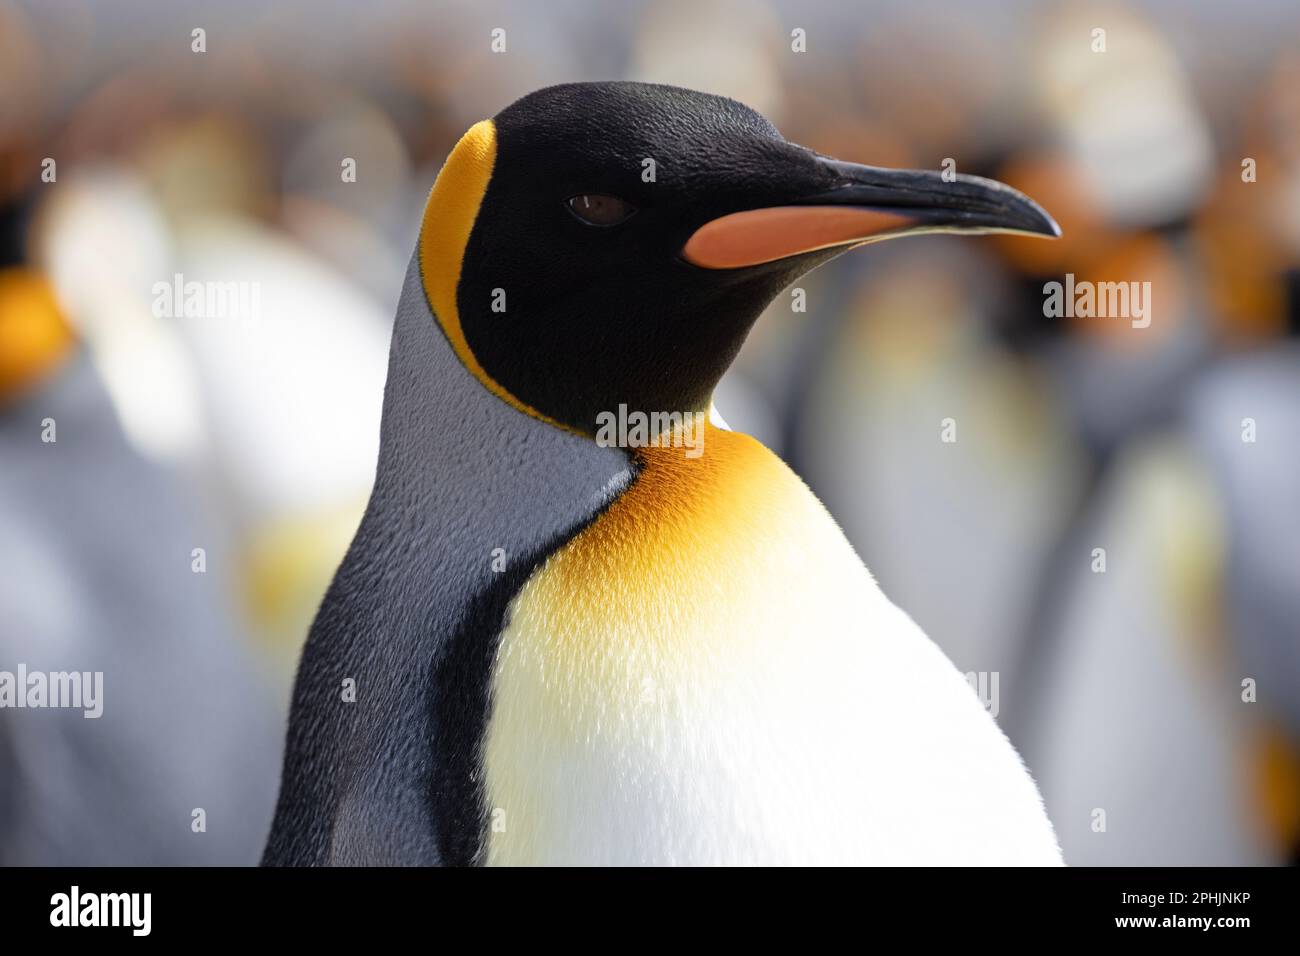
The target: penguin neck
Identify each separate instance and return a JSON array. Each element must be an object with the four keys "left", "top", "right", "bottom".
[{"left": 371, "top": 253, "right": 632, "bottom": 527}]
